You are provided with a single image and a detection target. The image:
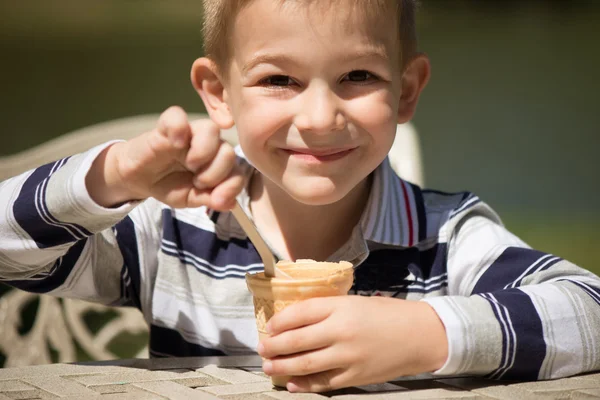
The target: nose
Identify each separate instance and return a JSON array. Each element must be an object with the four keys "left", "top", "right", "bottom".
[{"left": 293, "top": 84, "right": 346, "bottom": 134}]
